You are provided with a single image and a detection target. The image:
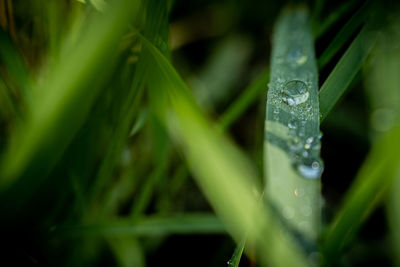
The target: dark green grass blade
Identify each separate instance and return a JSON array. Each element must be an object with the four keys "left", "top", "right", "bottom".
[
  {"left": 0, "top": 29, "right": 33, "bottom": 105},
  {"left": 50, "top": 214, "right": 225, "bottom": 238},
  {"left": 265, "top": 7, "right": 322, "bottom": 243},
  {"left": 317, "top": 0, "right": 373, "bottom": 70},
  {"left": 313, "top": 0, "right": 357, "bottom": 40},
  {"left": 219, "top": 69, "right": 269, "bottom": 130},
  {"left": 319, "top": 25, "right": 377, "bottom": 122},
  {"left": 321, "top": 125, "right": 400, "bottom": 263},
  {"left": 227, "top": 238, "right": 246, "bottom": 267},
  {"left": 140, "top": 33, "right": 309, "bottom": 267}
]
